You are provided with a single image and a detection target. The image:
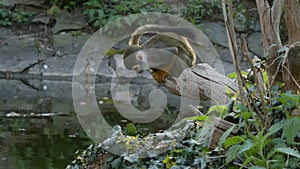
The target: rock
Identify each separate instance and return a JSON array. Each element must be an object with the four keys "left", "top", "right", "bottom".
[
  {"left": 30, "top": 54, "right": 78, "bottom": 77},
  {"left": 252, "top": 21, "right": 261, "bottom": 32},
  {"left": 31, "top": 15, "right": 49, "bottom": 24},
  {"left": 53, "top": 32, "right": 90, "bottom": 56},
  {"left": 95, "top": 59, "right": 115, "bottom": 77},
  {"left": 247, "top": 32, "right": 264, "bottom": 57},
  {"left": 234, "top": 13, "right": 247, "bottom": 32},
  {"left": 1, "top": 0, "right": 46, "bottom": 7},
  {"left": 52, "top": 10, "right": 88, "bottom": 33},
  {"left": 221, "top": 61, "right": 235, "bottom": 74},
  {"left": 200, "top": 21, "right": 229, "bottom": 47},
  {"left": 0, "top": 28, "right": 14, "bottom": 40},
  {"left": 0, "top": 35, "right": 39, "bottom": 72},
  {"left": 214, "top": 44, "right": 251, "bottom": 74},
  {"left": 215, "top": 45, "right": 232, "bottom": 63}
]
